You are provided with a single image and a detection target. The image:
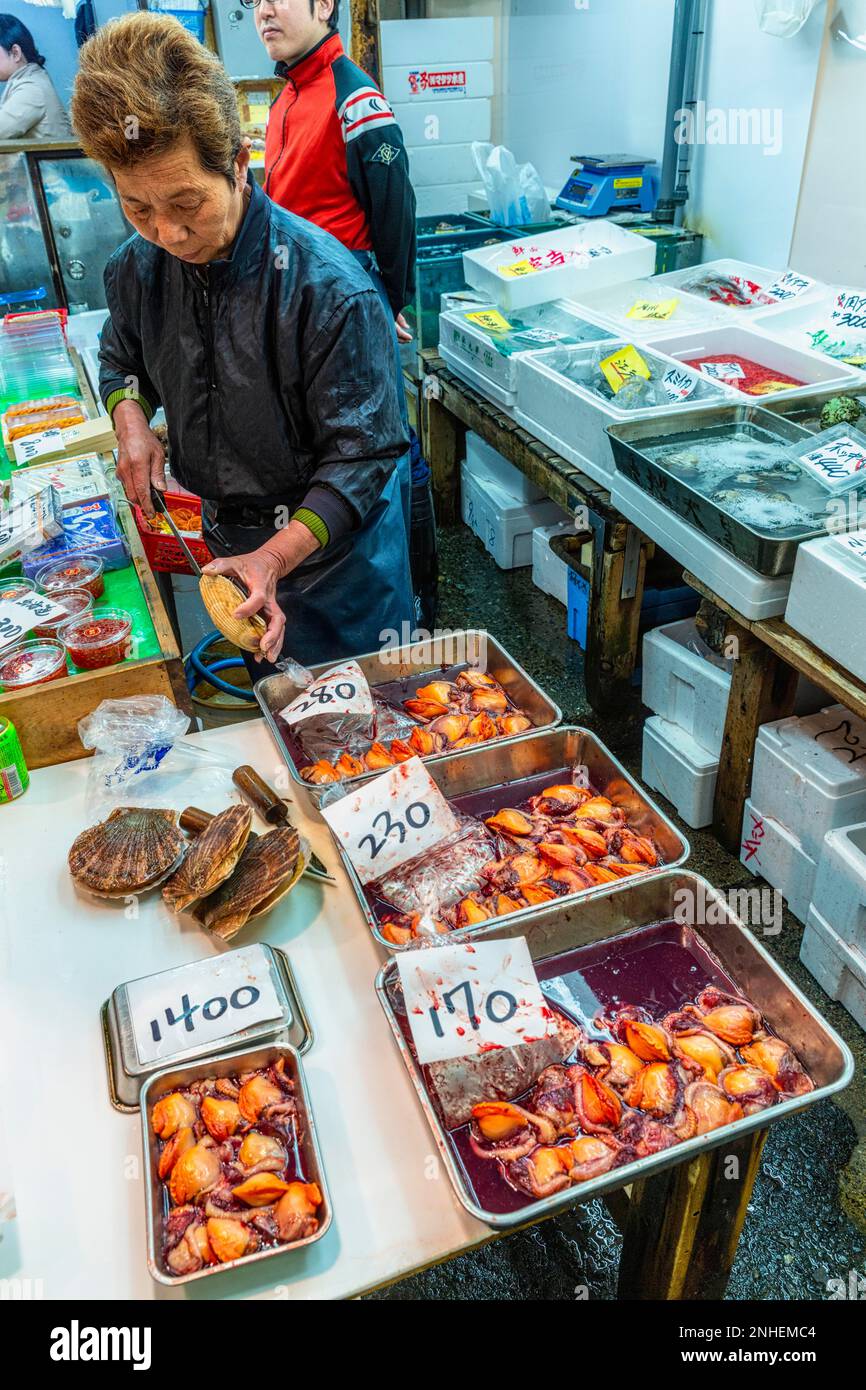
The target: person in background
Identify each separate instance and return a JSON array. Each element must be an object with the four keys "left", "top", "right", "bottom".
[
  {"left": 249, "top": 0, "right": 417, "bottom": 536},
  {"left": 0, "top": 14, "right": 72, "bottom": 140}
]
